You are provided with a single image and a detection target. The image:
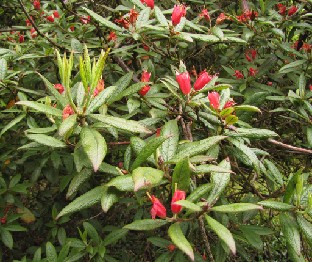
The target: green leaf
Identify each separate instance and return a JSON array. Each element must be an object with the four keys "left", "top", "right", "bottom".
[
  {"left": 194, "top": 164, "right": 233, "bottom": 174},
  {"left": 240, "top": 227, "right": 263, "bottom": 250},
  {"left": 83, "top": 222, "right": 100, "bottom": 244},
  {"left": 56, "top": 186, "right": 105, "bottom": 219},
  {"left": 188, "top": 33, "right": 219, "bottom": 42},
  {"left": 58, "top": 114, "right": 77, "bottom": 137},
  {"left": 0, "top": 114, "right": 26, "bottom": 138},
  {"left": 263, "top": 159, "right": 284, "bottom": 186},
  {"left": 66, "top": 168, "right": 92, "bottom": 199},
  {"left": 120, "top": 82, "right": 148, "bottom": 98},
  {"left": 225, "top": 128, "right": 278, "bottom": 139},
  {"left": 132, "top": 167, "right": 164, "bottom": 191},
  {"left": 298, "top": 73, "right": 306, "bottom": 98},
  {"left": 0, "top": 58, "right": 7, "bottom": 80},
  {"left": 258, "top": 200, "right": 295, "bottom": 211},
  {"left": 107, "top": 72, "right": 133, "bottom": 104},
  {"left": 82, "top": 7, "right": 123, "bottom": 31},
  {"left": 169, "top": 136, "right": 226, "bottom": 163},
  {"left": 26, "top": 126, "right": 57, "bottom": 134},
  {"left": 205, "top": 215, "right": 236, "bottom": 255},
  {"left": 101, "top": 187, "right": 119, "bottom": 213},
  {"left": 86, "top": 86, "right": 116, "bottom": 114},
  {"left": 296, "top": 214, "right": 312, "bottom": 246},
  {"left": 33, "top": 247, "right": 42, "bottom": 262},
  {"left": 1, "top": 229, "right": 13, "bottom": 249},
  {"left": 131, "top": 136, "right": 168, "bottom": 170},
  {"left": 131, "top": 136, "right": 156, "bottom": 165},
  {"left": 234, "top": 105, "right": 261, "bottom": 113},
  {"left": 175, "top": 200, "right": 201, "bottom": 212},
  {"left": 186, "top": 183, "right": 213, "bottom": 203},
  {"left": 172, "top": 157, "right": 191, "bottom": 193},
  {"left": 160, "top": 120, "right": 179, "bottom": 162},
  {"left": 106, "top": 175, "right": 134, "bottom": 191},
  {"left": 26, "top": 134, "right": 66, "bottom": 148},
  {"left": 280, "top": 213, "right": 301, "bottom": 256},
  {"left": 16, "top": 101, "right": 63, "bottom": 117},
  {"left": 38, "top": 73, "right": 67, "bottom": 108},
  {"left": 124, "top": 219, "right": 168, "bottom": 231},
  {"left": 279, "top": 60, "right": 307, "bottom": 74},
  {"left": 256, "top": 55, "right": 278, "bottom": 78},
  {"left": 46, "top": 242, "right": 58, "bottom": 262},
  {"left": 211, "top": 26, "right": 224, "bottom": 40},
  {"left": 154, "top": 6, "right": 168, "bottom": 26},
  {"left": 81, "top": 127, "right": 107, "bottom": 172},
  {"left": 136, "top": 7, "right": 151, "bottom": 29},
  {"left": 90, "top": 114, "right": 152, "bottom": 134},
  {"left": 103, "top": 228, "right": 129, "bottom": 246},
  {"left": 207, "top": 158, "right": 231, "bottom": 205},
  {"left": 168, "top": 223, "right": 194, "bottom": 261},
  {"left": 211, "top": 203, "right": 263, "bottom": 213}
]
